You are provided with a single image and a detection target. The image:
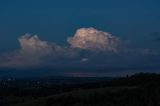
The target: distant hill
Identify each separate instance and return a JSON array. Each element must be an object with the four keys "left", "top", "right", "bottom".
[
  {"left": 11, "top": 86, "right": 137, "bottom": 106},
  {"left": 10, "top": 73, "right": 160, "bottom": 106}
]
